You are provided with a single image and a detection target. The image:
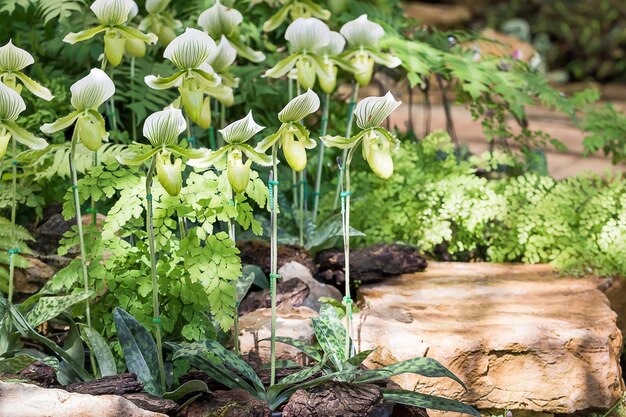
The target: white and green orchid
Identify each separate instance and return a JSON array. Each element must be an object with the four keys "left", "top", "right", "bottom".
[
  {"left": 0, "top": 82, "right": 47, "bottom": 159},
  {"left": 64, "top": 0, "right": 158, "bottom": 66},
  {"left": 207, "top": 35, "right": 239, "bottom": 88},
  {"left": 260, "top": 0, "right": 331, "bottom": 33},
  {"left": 198, "top": 0, "right": 265, "bottom": 63},
  {"left": 340, "top": 14, "right": 401, "bottom": 86},
  {"left": 0, "top": 41, "right": 53, "bottom": 101},
  {"left": 40, "top": 68, "right": 115, "bottom": 151},
  {"left": 138, "top": 0, "right": 182, "bottom": 46},
  {"left": 117, "top": 106, "right": 208, "bottom": 195},
  {"left": 314, "top": 31, "right": 350, "bottom": 94},
  {"left": 322, "top": 91, "right": 401, "bottom": 178},
  {"left": 255, "top": 89, "right": 319, "bottom": 171},
  {"left": 188, "top": 111, "right": 270, "bottom": 193},
  {"left": 264, "top": 17, "right": 334, "bottom": 90},
  {"left": 145, "top": 28, "right": 222, "bottom": 129}
]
